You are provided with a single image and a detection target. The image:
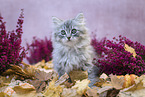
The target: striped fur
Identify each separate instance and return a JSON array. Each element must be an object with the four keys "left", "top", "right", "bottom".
[{"left": 52, "top": 13, "right": 99, "bottom": 86}]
